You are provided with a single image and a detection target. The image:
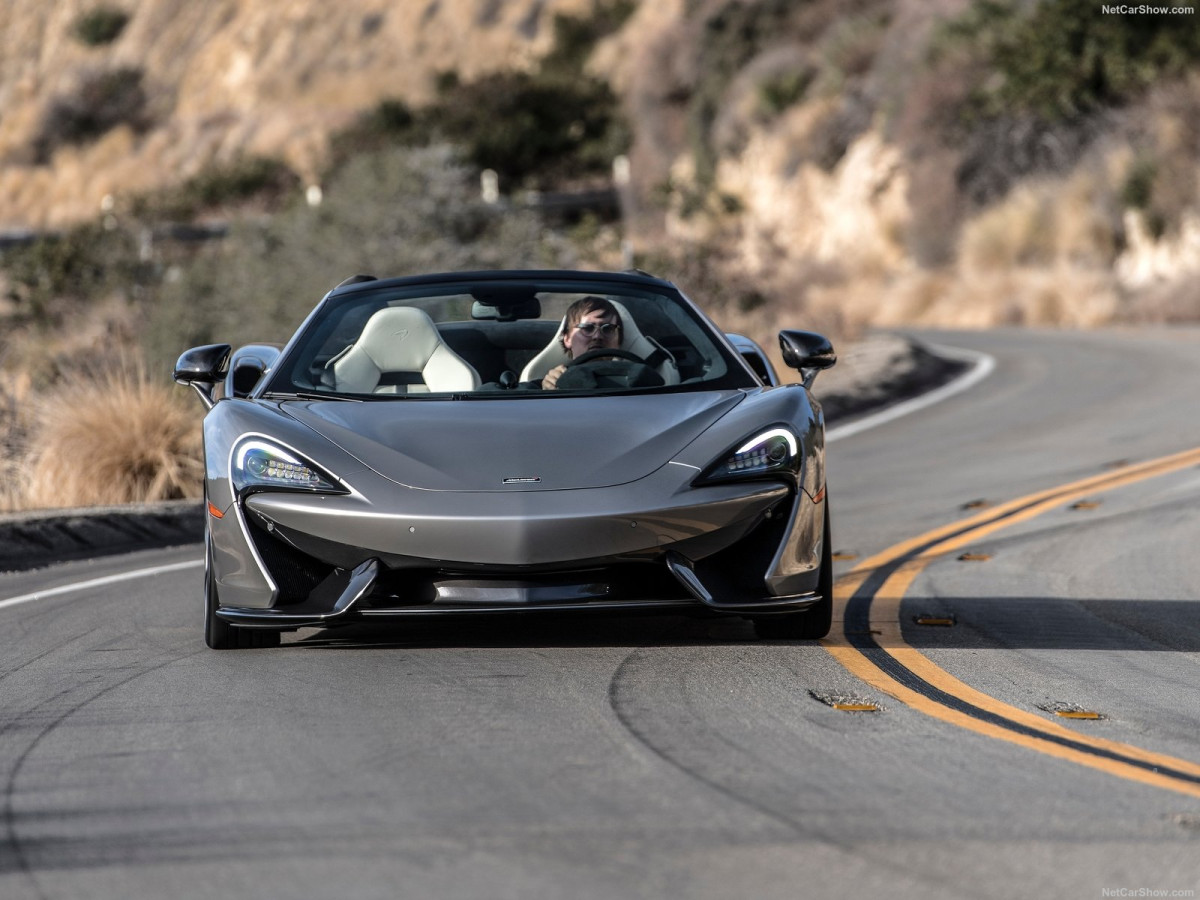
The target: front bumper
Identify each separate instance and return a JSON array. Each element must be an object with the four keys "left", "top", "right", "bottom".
[
  {"left": 214, "top": 556, "right": 826, "bottom": 630},
  {"left": 208, "top": 460, "right": 827, "bottom": 627}
]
